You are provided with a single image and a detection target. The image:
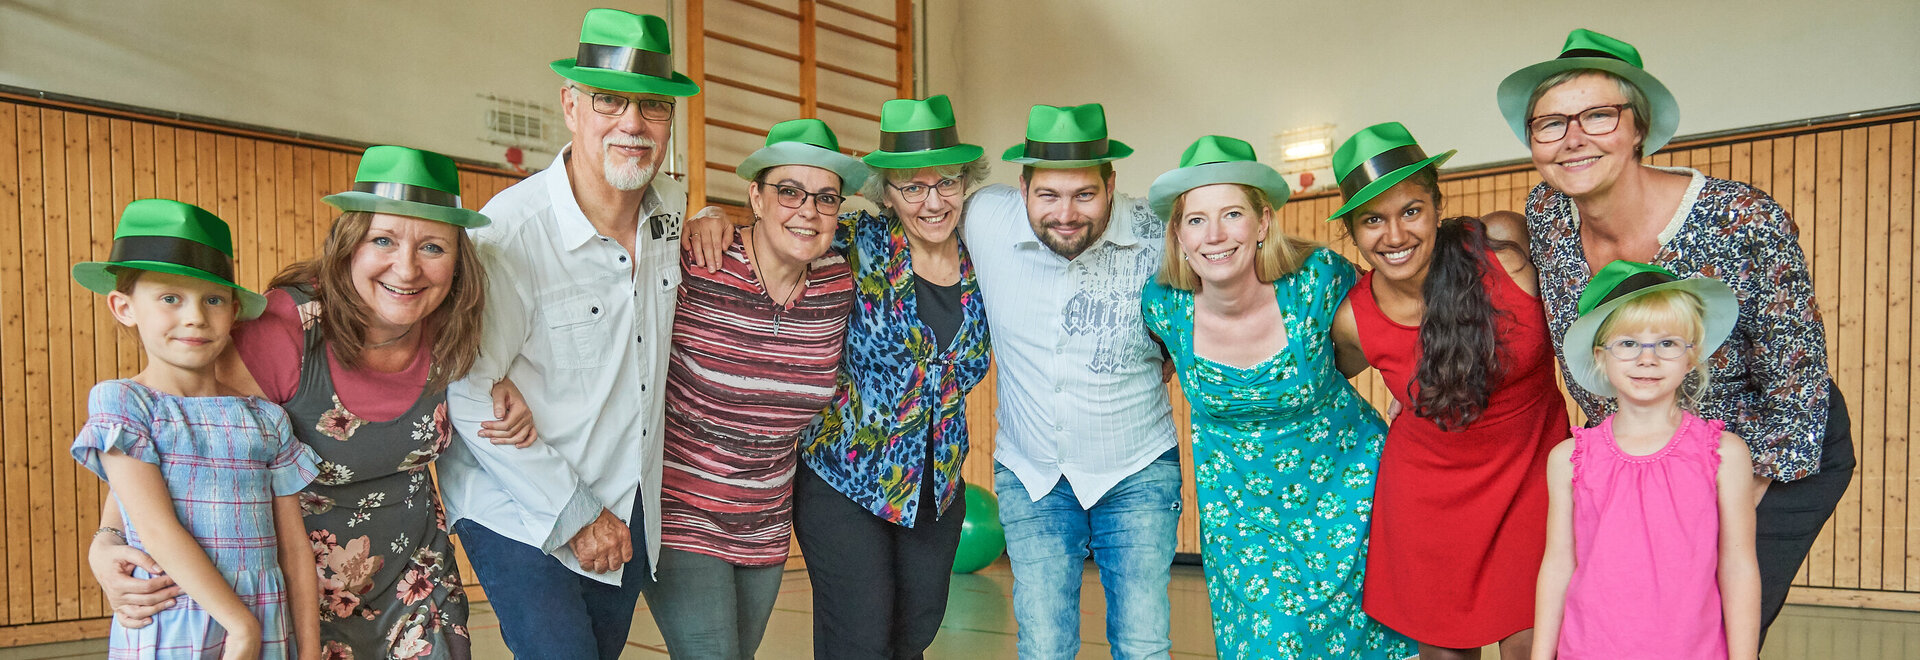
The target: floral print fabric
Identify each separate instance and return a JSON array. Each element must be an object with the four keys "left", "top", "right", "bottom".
[
  {"left": 1142, "top": 248, "right": 1413, "bottom": 659},
  {"left": 1526, "top": 168, "right": 1831, "bottom": 481},
  {"left": 799, "top": 210, "right": 992, "bottom": 526}
]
